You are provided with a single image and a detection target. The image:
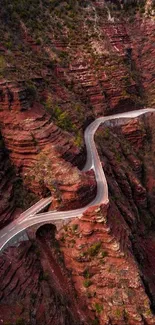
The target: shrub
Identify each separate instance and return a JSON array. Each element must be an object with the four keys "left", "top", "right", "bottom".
[
  {"left": 36, "top": 38, "right": 42, "bottom": 45},
  {"left": 88, "top": 242, "right": 101, "bottom": 256},
  {"left": 35, "top": 248, "right": 40, "bottom": 257},
  {"left": 56, "top": 111, "right": 73, "bottom": 131},
  {"left": 83, "top": 268, "right": 91, "bottom": 279},
  {"left": 0, "top": 138, "right": 4, "bottom": 148},
  {"left": 63, "top": 225, "right": 68, "bottom": 232},
  {"left": 31, "top": 292, "right": 37, "bottom": 304},
  {"left": 83, "top": 279, "right": 92, "bottom": 288},
  {"left": 40, "top": 271, "right": 49, "bottom": 281},
  {"left": 15, "top": 318, "right": 25, "bottom": 325},
  {"left": 104, "top": 127, "right": 110, "bottom": 139},
  {"left": 74, "top": 132, "right": 82, "bottom": 147},
  {"left": 0, "top": 55, "right": 6, "bottom": 75},
  {"left": 115, "top": 152, "right": 122, "bottom": 163},
  {"left": 115, "top": 308, "right": 122, "bottom": 318},
  {"left": 94, "top": 303, "right": 103, "bottom": 314},
  {"left": 45, "top": 100, "right": 74, "bottom": 132},
  {"left": 92, "top": 318, "right": 99, "bottom": 325},
  {"left": 86, "top": 291, "right": 92, "bottom": 298},
  {"left": 26, "top": 83, "right": 37, "bottom": 101},
  {"left": 72, "top": 224, "right": 78, "bottom": 232},
  {"left": 101, "top": 250, "right": 108, "bottom": 258}
]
